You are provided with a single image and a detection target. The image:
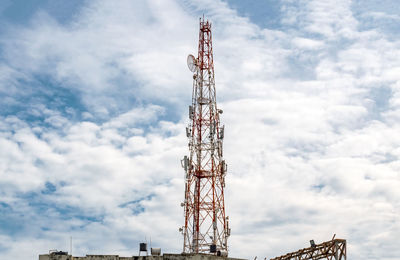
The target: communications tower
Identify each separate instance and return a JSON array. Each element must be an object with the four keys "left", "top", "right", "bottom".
[{"left": 181, "top": 18, "right": 230, "bottom": 255}]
